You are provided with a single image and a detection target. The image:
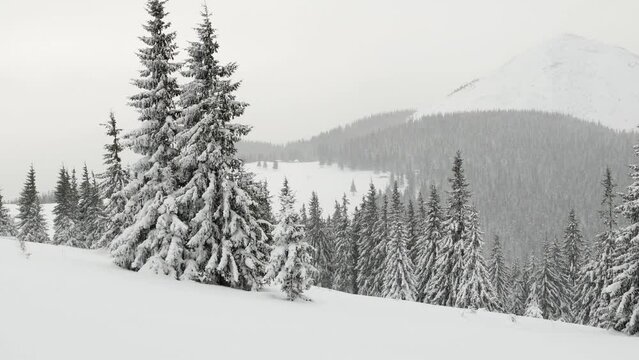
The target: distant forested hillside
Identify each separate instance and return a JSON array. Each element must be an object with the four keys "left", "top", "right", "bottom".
[
  {"left": 239, "top": 110, "right": 414, "bottom": 162},
  {"left": 241, "top": 110, "right": 637, "bottom": 261}
]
